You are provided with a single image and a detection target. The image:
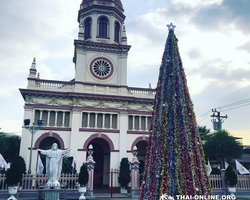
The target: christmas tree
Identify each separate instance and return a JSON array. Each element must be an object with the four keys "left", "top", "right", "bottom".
[{"left": 139, "top": 23, "right": 213, "bottom": 199}]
